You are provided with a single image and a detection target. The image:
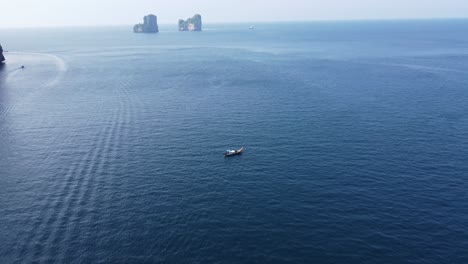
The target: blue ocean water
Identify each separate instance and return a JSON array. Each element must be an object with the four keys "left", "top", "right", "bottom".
[{"left": 1, "top": 20, "right": 468, "bottom": 263}]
